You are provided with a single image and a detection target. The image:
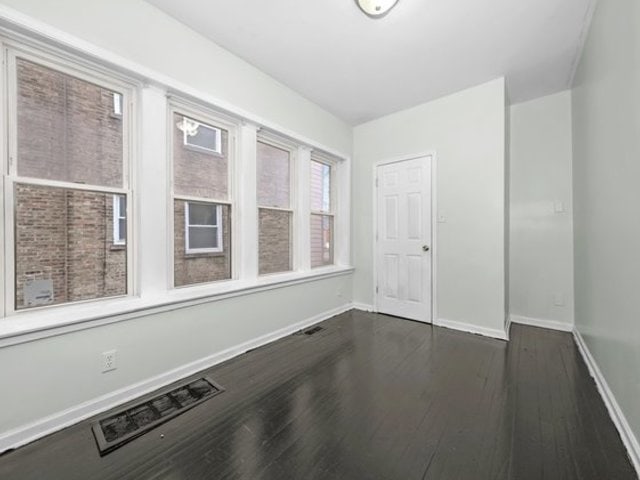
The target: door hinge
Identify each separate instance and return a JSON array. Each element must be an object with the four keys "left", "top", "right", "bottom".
[
  {"left": 375, "top": 177, "right": 378, "bottom": 187},
  {"left": 376, "top": 286, "right": 379, "bottom": 294}
]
